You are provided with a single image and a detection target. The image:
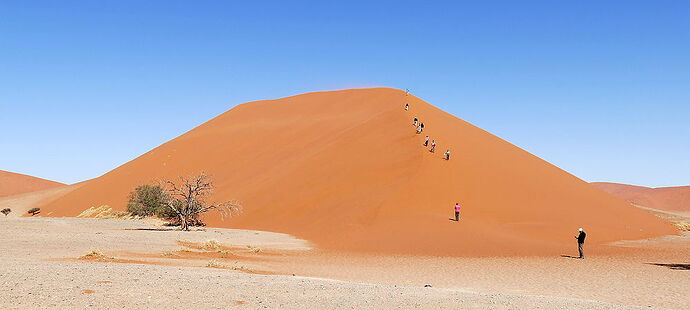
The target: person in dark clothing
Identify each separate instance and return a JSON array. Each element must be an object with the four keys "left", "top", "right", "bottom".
[
  {"left": 424, "top": 136, "right": 429, "bottom": 146},
  {"left": 413, "top": 117, "right": 418, "bottom": 127},
  {"left": 405, "top": 103, "right": 409, "bottom": 111},
  {"left": 575, "top": 228, "right": 586, "bottom": 259},
  {"left": 444, "top": 149, "right": 451, "bottom": 160}
]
